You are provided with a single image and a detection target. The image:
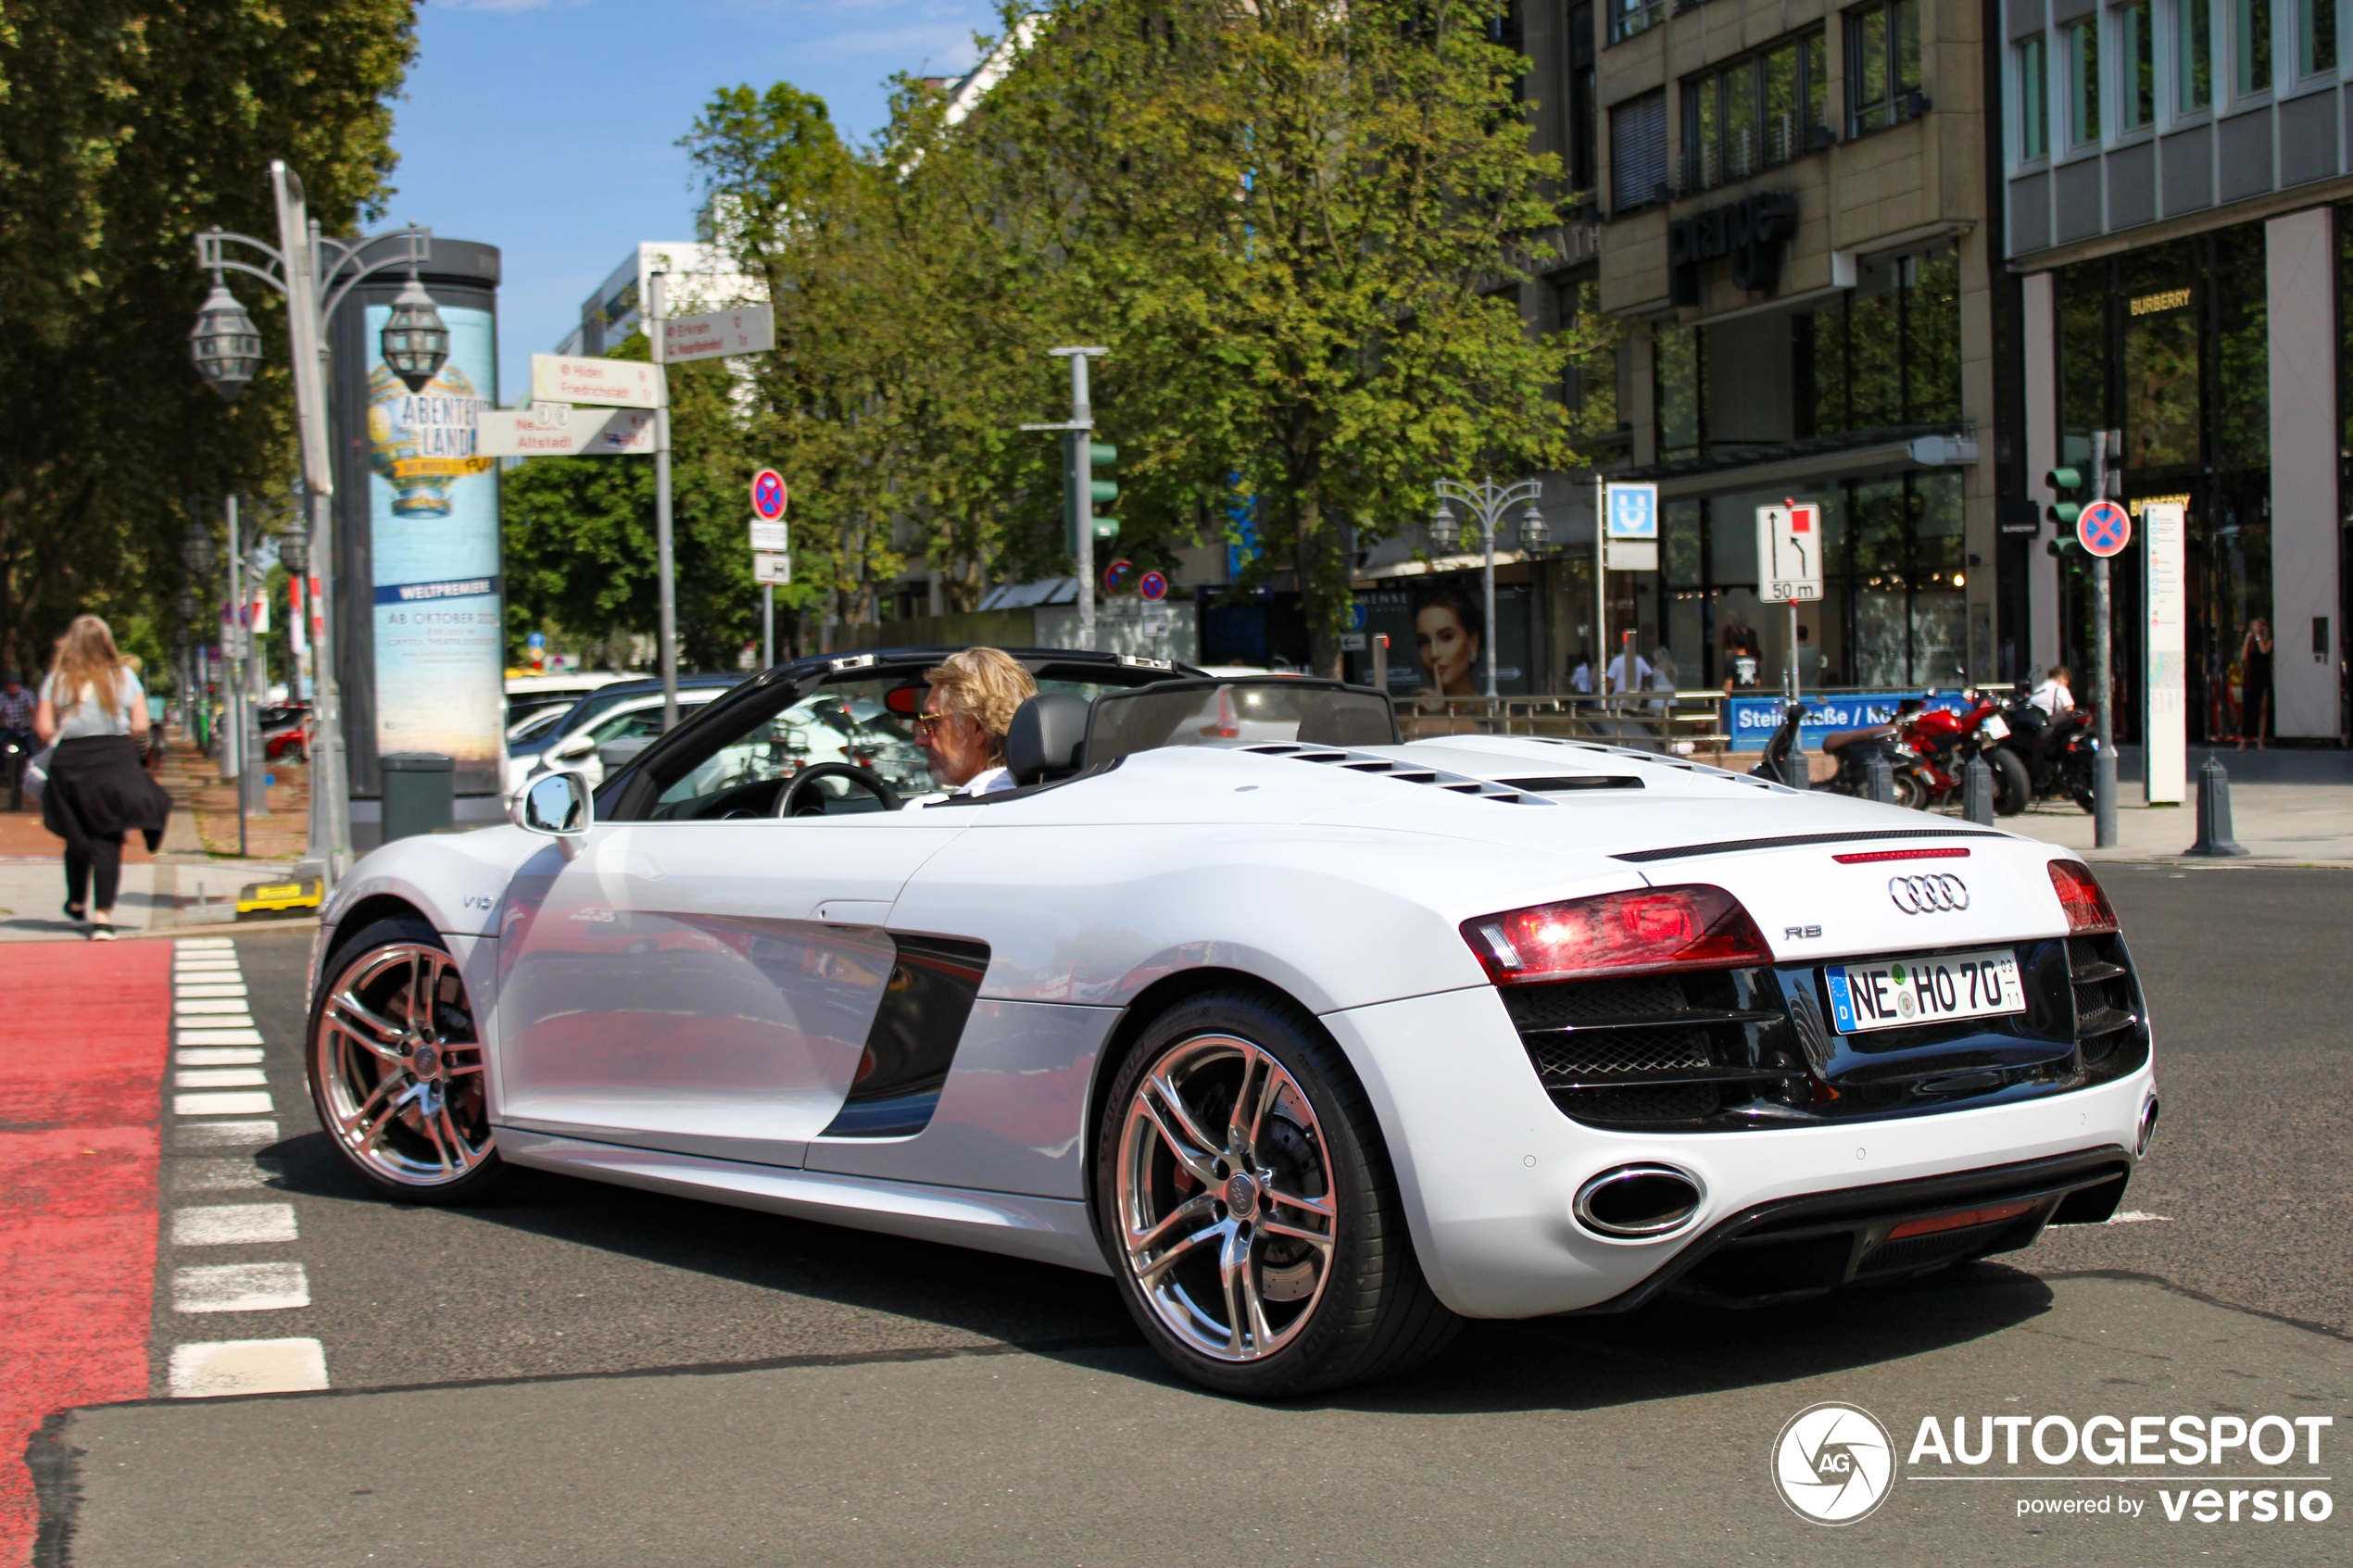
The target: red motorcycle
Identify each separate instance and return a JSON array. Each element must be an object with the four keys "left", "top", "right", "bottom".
[{"left": 1892, "top": 693, "right": 2031, "bottom": 816}]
